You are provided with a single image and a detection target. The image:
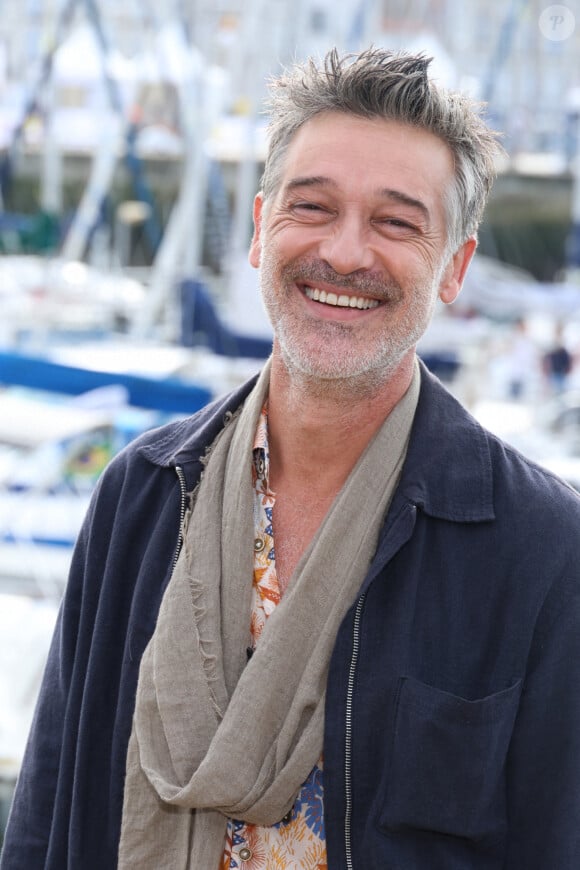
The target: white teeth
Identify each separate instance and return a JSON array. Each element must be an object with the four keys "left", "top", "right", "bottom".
[{"left": 304, "top": 286, "right": 379, "bottom": 310}]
